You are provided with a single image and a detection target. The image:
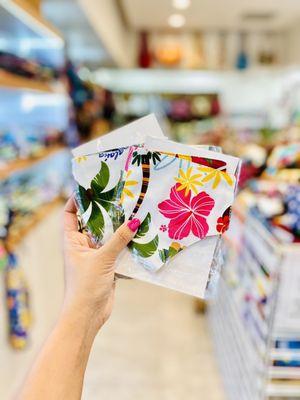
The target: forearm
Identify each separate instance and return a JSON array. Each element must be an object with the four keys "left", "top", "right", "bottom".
[{"left": 18, "top": 307, "right": 98, "bottom": 400}]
